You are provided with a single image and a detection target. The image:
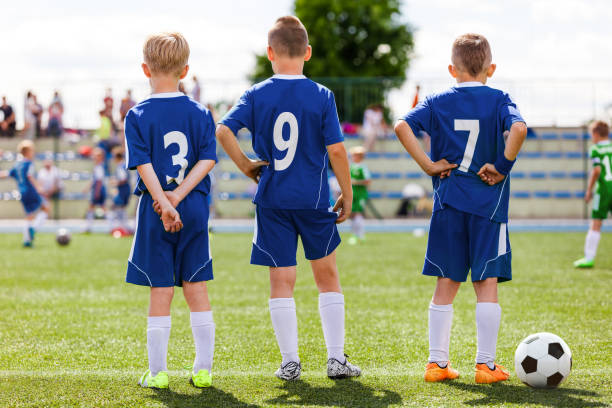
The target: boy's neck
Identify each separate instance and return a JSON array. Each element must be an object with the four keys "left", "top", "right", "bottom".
[
  {"left": 150, "top": 76, "right": 180, "bottom": 94},
  {"left": 272, "top": 59, "right": 305, "bottom": 76},
  {"left": 455, "top": 72, "right": 487, "bottom": 85}
]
